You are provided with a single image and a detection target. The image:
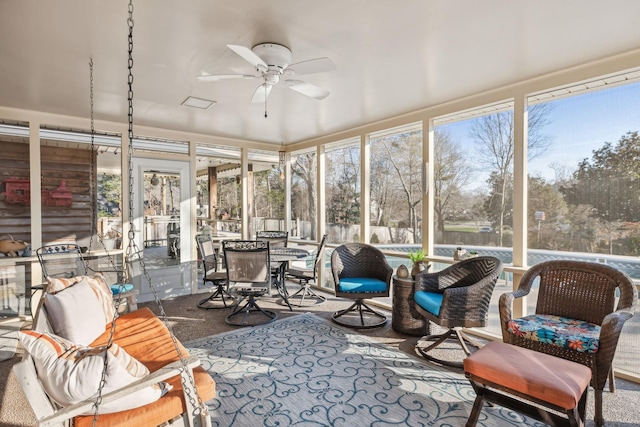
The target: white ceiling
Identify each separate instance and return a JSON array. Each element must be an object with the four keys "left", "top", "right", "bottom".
[{"left": 2, "top": 1, "right": 640, "bottom": 147}]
